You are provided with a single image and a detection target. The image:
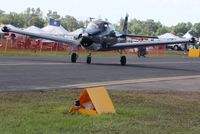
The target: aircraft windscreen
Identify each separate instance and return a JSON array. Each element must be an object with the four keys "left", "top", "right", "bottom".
[
  {"left": 87, "top": 21, "right": 109, "bottom": 31},
  {"left": 87, "top": 22, "right": 99, "bottom": 30},
  {"left": 87, "top": 21, "right": 115, "bottom": 31}
]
